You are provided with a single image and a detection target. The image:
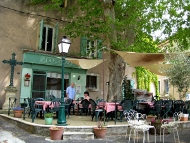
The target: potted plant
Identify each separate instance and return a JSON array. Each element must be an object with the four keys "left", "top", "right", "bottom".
[
  {"left": 13, "top": 107, "right": 23, "bottom": 118},
  {"left": 25, "top": 73, "right": 31, "bottom": 79},
  {"left": 149, "top": 118, "right": 172, "bottom": 135},
  {"left": 44, "top": 112, "right": 53, "bottom": 125},
  {"left": 146, "top": 115, "right": 156, "bottom": 122},
  {"left": 49, "top": 126, "right": 64, "bottom": 140},
  {"left": 93, "top": 121, "right": 107, "bottom": 138},
  {"left": 180, "top": 113, "right": 189, "bottom": 121}
]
